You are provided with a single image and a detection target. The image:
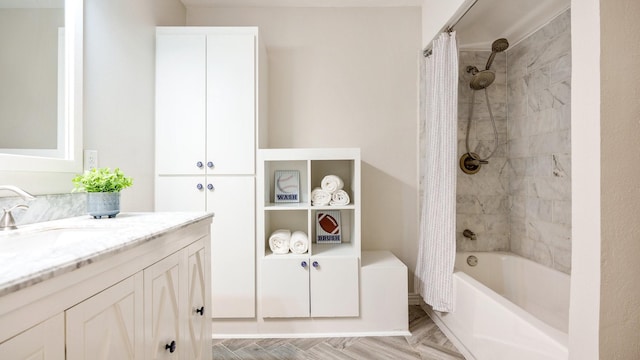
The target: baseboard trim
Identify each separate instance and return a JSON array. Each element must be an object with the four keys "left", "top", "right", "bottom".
[
  {"left": 408, "top": 292, "right": 421, "bottom": 305},
  {"left": 213, "top": 330, "right": 411, "bottom": 339}
]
